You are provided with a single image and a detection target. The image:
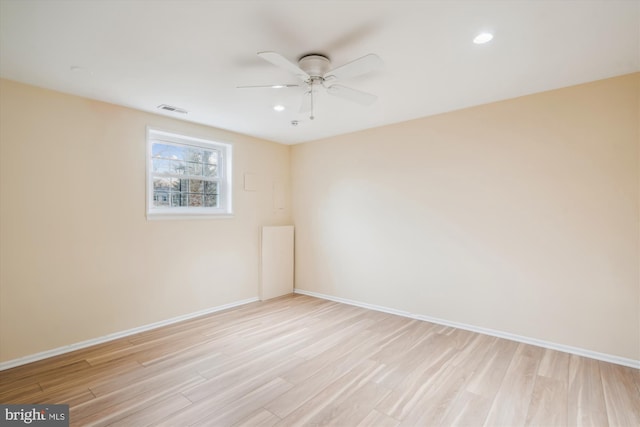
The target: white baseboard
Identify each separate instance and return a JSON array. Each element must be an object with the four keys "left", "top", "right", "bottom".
[
  {"left": 294, "top": 288, "right": 640, "bottom": 370},
  {"left": 0, "top": 297, "right": 259, "bottom": 371}
]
